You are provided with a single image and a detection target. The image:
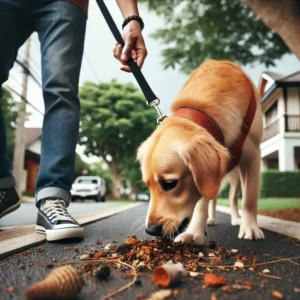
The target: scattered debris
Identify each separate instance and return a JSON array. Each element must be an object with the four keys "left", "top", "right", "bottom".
[
  {"left": 263, "top": 269, "right": 270, "bottom": 274},
  {"left": 210, "top": 293, "right": 218, "bottom": 300},
  {"left": 234, "top": 261, "right": 244, "bottom": 268},
  {"left": 36, "top": 247, "right": 44, "bottom": 253},
  {"left": 6, "top": 287, "right": 14, "bottom": 293},
  {"left": 95, "top": 264, "right": 111, "bottom": 280},
  {"left": 271, "top": 290, "right": 283, "bottom": 299},
  {"left": 258, "top": 273, "right": 282, "bottom": 280},
  {"left": 208, "top": 253, "right": 216, "bottom": 257},
  {"left": 173, "top": 289, "right": 179, "bottom": 296},
  {"left": 147, "top": 289, "right": 173, "bottom": 300},
  {"left": 294, "top": 287, "right": 300, "bottom": 293},
  {"left": 153, "top": 261, "right": 186, "bottom": 287},
  {"left": 25, "top": 266, "right": 83, "bottom": 300},
  {"left": 104, "top": 244, "right": 112, "bottom": 250},
  {"left": 232, "top": 284, "right": 252, "bottom": 290},
  {"left": 189, "top": 271, "right": 204, "bottom": 277},
  {"left": 209, "top": 241, "right": 217, "bottom": 249},
  {"left": 126, "top": 236, "right": 139, "bottom": 245},
  {"left": 96, "top": 240, "right": 102, "bottom": 245},
  {"left": 221, "top": 285, "right": 232, "bottom": 292},
  {"left": 198, "top": 252, "right": 204, "bottom": 258},
  {"left": 204, "top": 273, "right": 226, "bottom": 287},
  {"left": 80, "top": 254, "right": 89, "bottom": 260},
  {"left": 137, "top": 293, "right": 145, "bottom": 299}
]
